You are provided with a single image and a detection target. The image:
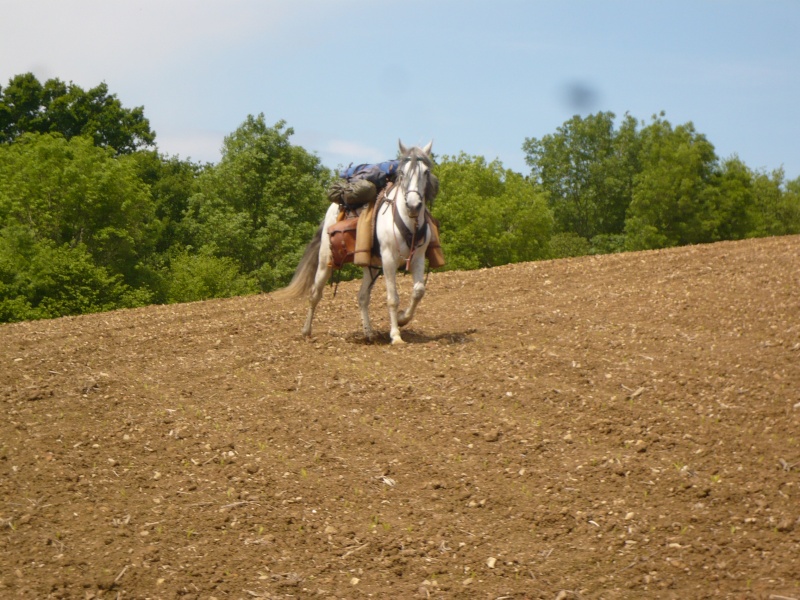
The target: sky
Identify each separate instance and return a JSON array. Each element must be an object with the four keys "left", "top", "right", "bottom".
[{"left": 2, "top": 0, "right": 799, "bottom": 179}]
